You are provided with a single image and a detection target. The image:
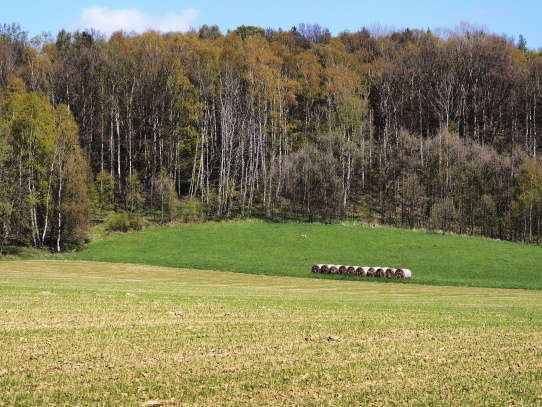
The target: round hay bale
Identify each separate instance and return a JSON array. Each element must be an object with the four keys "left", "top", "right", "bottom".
[
  {"left": 338, "top": 265, "right": 347, "bottom": 275},
  {"left": 328, "top": 265, "right": 339, "bottom": 274},
  {"left": 311, "top": 264, "right": 322, "bottom": 273},
  {"left": 375, "top": 267, "right": 386, "bottom": 278},
  {"left": 346, "top": 266, "right": 356, "bottom": 276},
  {"left": 357, "top": 266, "right": 370, "bottom": 276},
  {"left": 366, "top": 267, "right": 376, "bottom": 277},
  {"left": 320, "top": 264, "right": 329, "bottom": 274},
  {"left": 394, "top": 268, "right": 412, "bottom": 279},
  {"left": 385, "top": 268, "right": 396, "bottom": 278}
]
